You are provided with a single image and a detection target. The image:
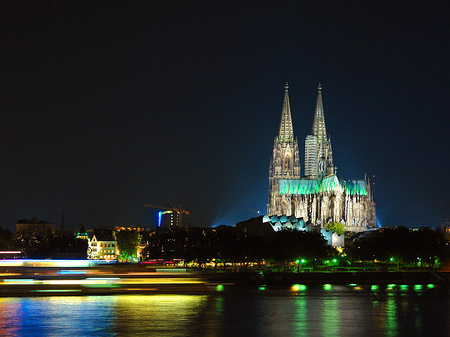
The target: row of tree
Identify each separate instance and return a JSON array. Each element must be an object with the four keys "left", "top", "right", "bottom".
[
  {"left": 0, "top": 227, "right": 88, "bottom": 259},
  {"left": 345, "top": 227, "right": 449, "bottom": 268},
  {"left": 142, "top": 226, "right": 331, "bottom": 266},
  {"left": 0, "top": 226, "right": 142, "bottom": 261},
  {"left": 1, "top": 225, "right": 449, "bottom": 269}
]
